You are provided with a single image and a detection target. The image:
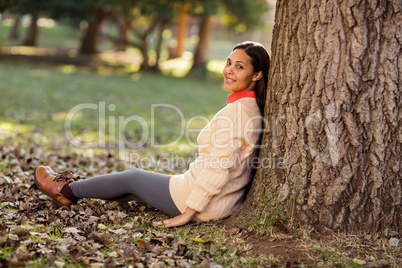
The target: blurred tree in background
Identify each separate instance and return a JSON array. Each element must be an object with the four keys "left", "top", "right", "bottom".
[
  {"left": 0, "top": 0, "right": 270, "bottom": 72},
  {"left": 1, "top": 0, "right": 49, "bottom": 46}
]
